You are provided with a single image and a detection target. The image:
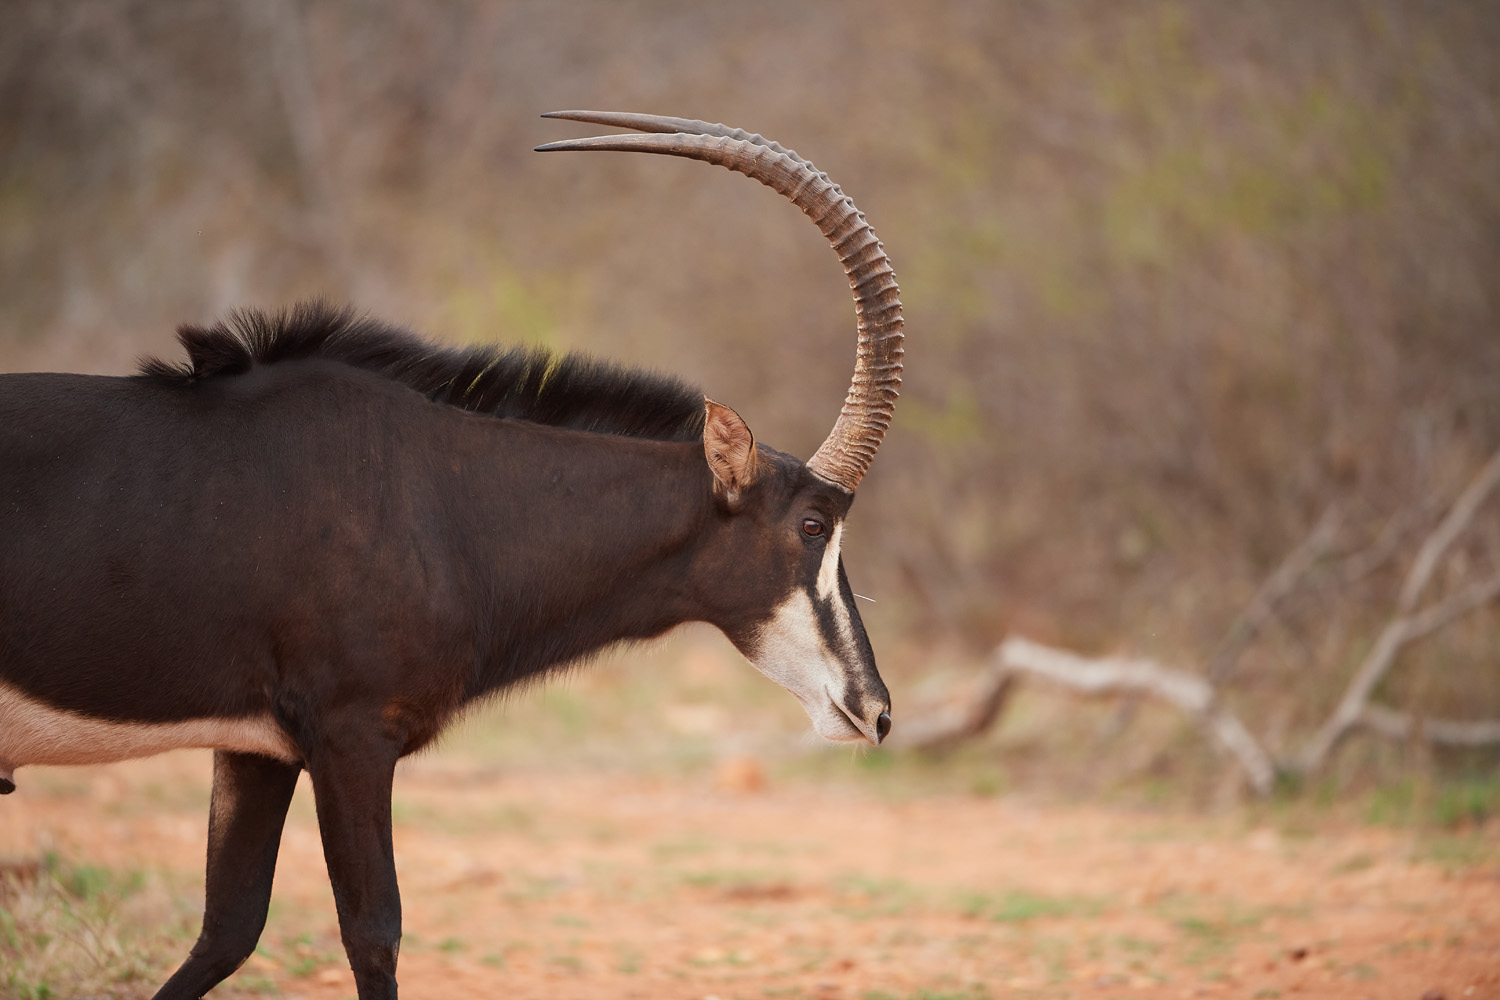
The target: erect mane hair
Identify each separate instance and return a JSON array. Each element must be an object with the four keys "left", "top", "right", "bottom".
[{"left": 137, "top": 302, "right": 707, "bottom": 442}]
